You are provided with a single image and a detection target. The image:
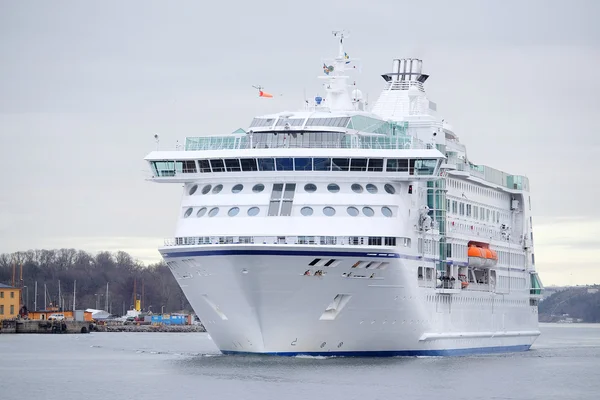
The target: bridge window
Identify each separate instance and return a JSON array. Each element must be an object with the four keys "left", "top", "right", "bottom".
[
  {"left": 225, "top": 159, "right": 241, "bottom": 172},
  {"left": 414, "top": 159, "right": 437, "bottom": 175},
  {"left": 314, "top": 158, "right": 331, "bottom": 171},
  {"left": 386, "top": 159, "right": 408, "bottom": 172},
  {"left": 276, "top": 158, "right": 294, "bottom": 171},
  {"left": 198, "top": 159, "right": 211, "bottom": 173},
  {"left": 367, "top": 158, "right": 384, "bottom": 172},
  {"left": 332, "top": 158, "right": 350, "bottom": 171},
  {"left": 209, "top": 159, "right": 225, "bottom": 172},
  {"left": 177, "top": 160, "right": 197, "bottom": 173},
  {"left": 350, "top": 158, "right": 367, "bottom": 171},
  {"left": 294, "top": 158, "right": 312, "bottom": 171},
  {"left": 240, "top": 158, "right": 258, "bottom": 171},
  {"left": 258, "top": 158, "right": 275, "bottom": 171}
]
